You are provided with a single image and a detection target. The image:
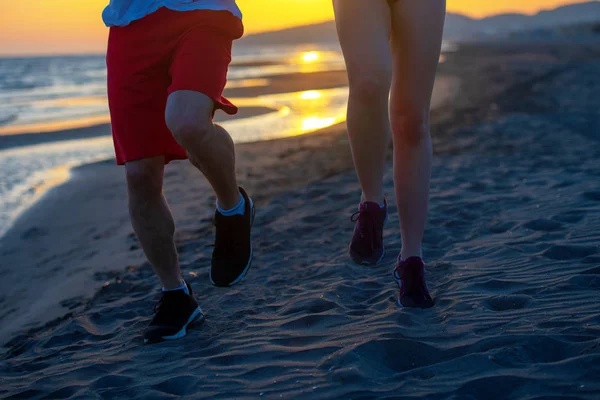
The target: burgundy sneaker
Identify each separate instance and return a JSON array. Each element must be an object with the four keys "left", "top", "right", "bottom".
[
  {"left": 393, "top": 256, "right": 434, "bottom": 309},
  {"left": 349, "top": 200, "right": 387, "bottom": 265}
]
